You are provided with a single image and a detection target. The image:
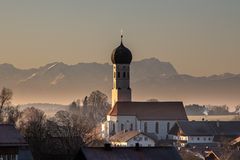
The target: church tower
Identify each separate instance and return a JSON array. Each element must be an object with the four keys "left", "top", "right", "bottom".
[{"left": 111, "top": 34, "right": 132, "bottom": 107}]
